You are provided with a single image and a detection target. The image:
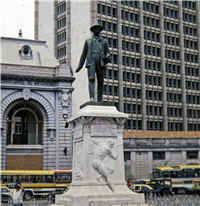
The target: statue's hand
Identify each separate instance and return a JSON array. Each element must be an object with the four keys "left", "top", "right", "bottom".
[
  {"left": 104, "top": 54, "right": 111, "bottom": 63},
  {"left": 75, "top": 68, "right": 80, "bottom": 73}
]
